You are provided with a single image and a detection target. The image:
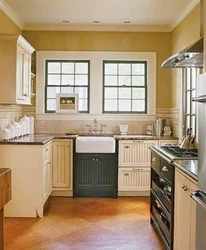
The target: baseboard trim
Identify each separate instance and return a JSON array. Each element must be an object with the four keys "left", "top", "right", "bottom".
[
  {"left": 50, "top": 190, "right": 73, "bottom": 197},
  {"left": 118, "top": 191, "right": 150, "bottom": 196}
]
